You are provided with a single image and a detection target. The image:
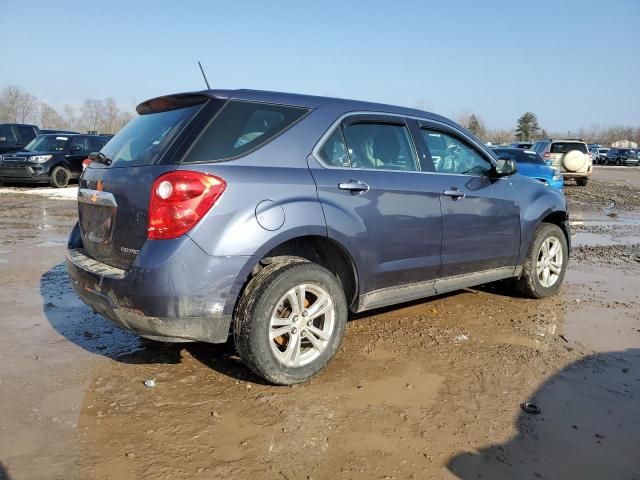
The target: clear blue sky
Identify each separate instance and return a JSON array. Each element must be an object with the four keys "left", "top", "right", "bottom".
[{"left": 1, "top": 0, "right": 638, "bottom": 131}]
